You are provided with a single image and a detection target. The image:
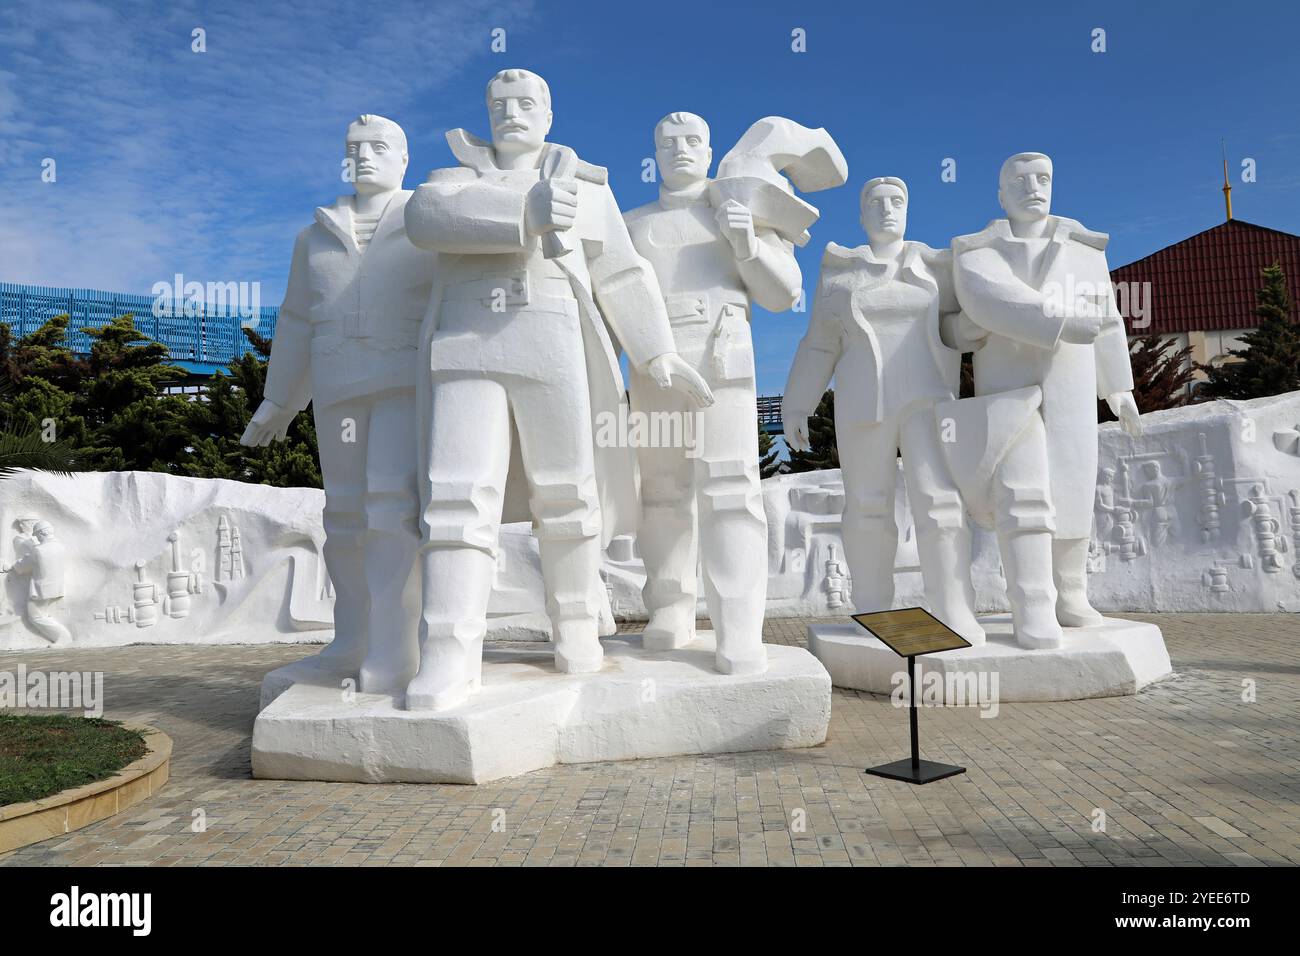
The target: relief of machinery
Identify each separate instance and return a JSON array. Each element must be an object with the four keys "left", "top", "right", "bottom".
[
  {"left": 216, "top": 514, "right": 246, "bottom": 582},
  {"left": 94, "top": 528, "right": 204, "bottom": 626},
  {"left": 822, "top": 543, "right": 850, "bottom": 610}
]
